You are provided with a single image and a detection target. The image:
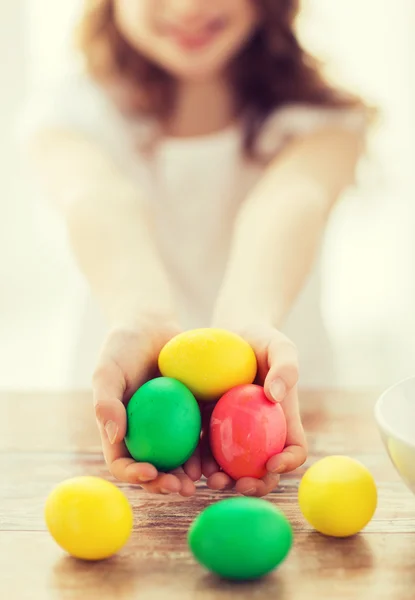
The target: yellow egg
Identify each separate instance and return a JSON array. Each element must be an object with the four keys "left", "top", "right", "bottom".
[
  {"left": 45, "top": 476, "right": 133, "bottom": 560},
  {"left": 158, "top": 328, "right": 257, "bottom": 402},
  {"left": 298, "top": 456, "right": 377, "bottom": 538}
]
